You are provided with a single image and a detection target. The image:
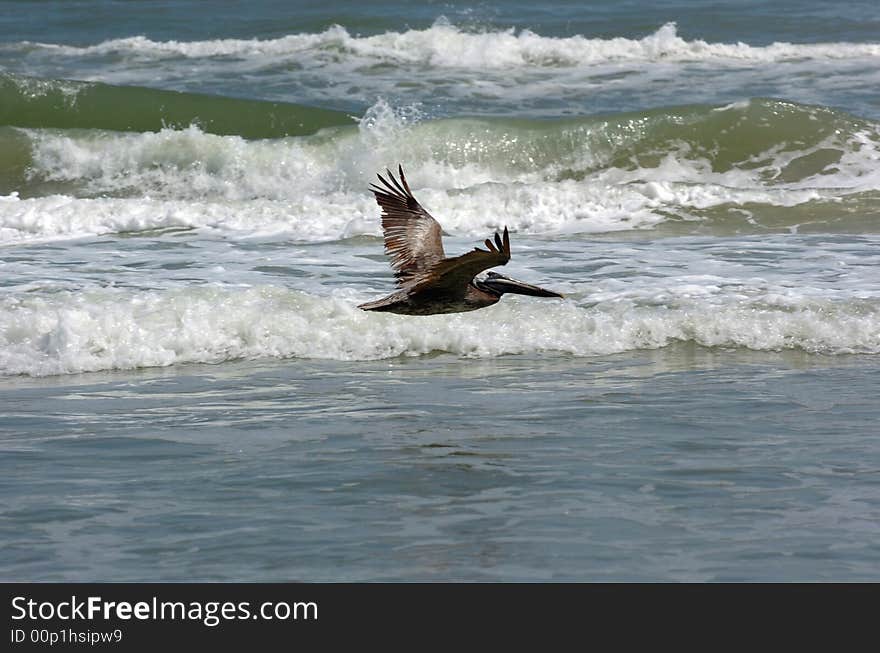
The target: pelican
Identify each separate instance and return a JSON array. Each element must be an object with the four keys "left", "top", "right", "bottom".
[{"left": 359, "top": 165, "right": 562, "bottom": 315}]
